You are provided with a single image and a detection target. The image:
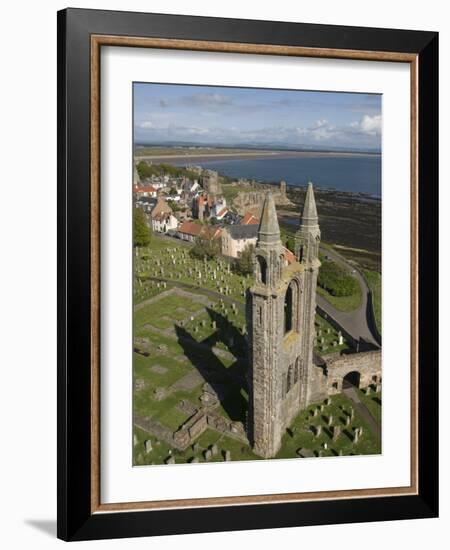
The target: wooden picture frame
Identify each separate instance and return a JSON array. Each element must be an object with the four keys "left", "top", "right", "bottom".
[{"left": 57, "top": 8, "right": 438, "bottom": 541}]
